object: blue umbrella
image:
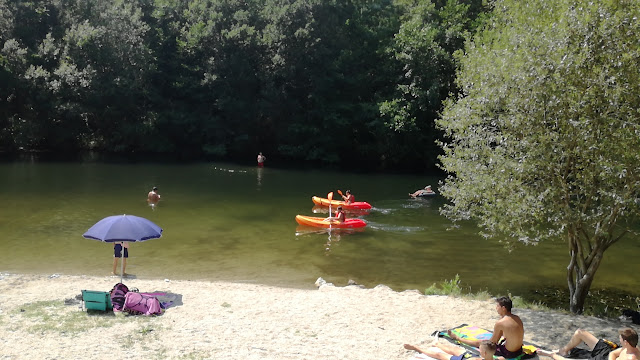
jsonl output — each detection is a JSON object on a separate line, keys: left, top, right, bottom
{"left": 83, "top": 214, "right": 162, "bottom": 282}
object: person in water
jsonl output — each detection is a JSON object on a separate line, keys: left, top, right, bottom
{"left": 538, "top": 328, "right": 639, "bottom": 360}
{"left": 341, "top": 190, "right": 355, "bottom": 204}
{"left": 257, "top": 152, "right": 266, "bottom": 167}
{"left": 410, "top": 185, "right": 435, "bottom": 198}
{"left": 448, "top": 296, "right": 524, "bottom": 359}
{"left": 147, "top": 186, "right": 161, "bottom": 208}
{"left": 404, "top": 340, "right": 496, "bottom": 360}
{"left": 112, "top": 241, "right": 129, "bottom": 276}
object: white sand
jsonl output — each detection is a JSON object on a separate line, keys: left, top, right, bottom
{"left": 0, "top": 273, "right": 636, "bottom": 360}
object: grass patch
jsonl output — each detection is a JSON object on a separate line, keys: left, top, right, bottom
{"left": 12, "top": 299, "right": 168, "bottom": 338}
{"left": 120, "top": 321, "right": 165, "bottom": 350}
{"left": 424, "top": 274, "right": 463, "bottom": 296}
{"left": 175, "top": 352, "right": 214, "bottom": 359}
{"left": 423, "top": 275, "right": 550, "bottom": 311}
{"left": 509, "top": 294, "right": 550, "bottom": 312}
{"left": 13, "top": 300, "right": 116, "bottom": 334}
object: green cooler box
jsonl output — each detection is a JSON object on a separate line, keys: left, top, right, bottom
{"left": 81, "top": 290, "right": 113, "bottom": 311}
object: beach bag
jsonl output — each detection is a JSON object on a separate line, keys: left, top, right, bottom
{"left": 110, "top": 283, "right": 129, "bottom": 312}
{"left": 123, "top": 292, "right": 163, "bottom": 316}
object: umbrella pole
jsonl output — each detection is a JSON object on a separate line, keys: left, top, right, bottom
{"left": 120, "top": 243, "right": 124, "bottom": 283}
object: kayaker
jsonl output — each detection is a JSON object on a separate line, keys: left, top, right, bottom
{"left": 324, "top": 206, "right": 346, "bottom": 223}
{"left": 341, "top": 190, "right": 355, "bottom": 204}
{"left": 335, "top": 206, "right": 345, "bottom": 223}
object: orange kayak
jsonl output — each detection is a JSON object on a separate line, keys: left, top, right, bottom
{"left": 295, "top": 215, "right": 367, "bottom": 229}
{"left": 311, "top": 196, "right": 372, "bottom": 210}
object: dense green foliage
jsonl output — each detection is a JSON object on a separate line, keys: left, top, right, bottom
{"left": 0, "top": 0, "right": 485, "bottom": 171}
{"left": 438, "top": 0, "right": 640, "bottom": 313}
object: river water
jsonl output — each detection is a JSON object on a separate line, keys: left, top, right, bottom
{"left": 1, "top": 161, "right": 638, "bottom": 308}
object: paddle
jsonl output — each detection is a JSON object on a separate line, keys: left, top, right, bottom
{"left": 327, "top": 192, "right": 334, "bottom": 230}
{"left": 338, "top": 189, "right": 347, "bottom": 203}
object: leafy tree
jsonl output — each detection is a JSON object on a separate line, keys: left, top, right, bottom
{"left": 0, "top": 0, "right": 16, "bottom": 149}
{"left": 260, "top": 0, "right": 401, "bottom": 168}
{"left": 437, "top": 0, "right": 640, "bottom": 313}
{"left": 0, "top": 0, "right": 155, "bottom": 152}
{"left": 1, "top": 0, "right": 60, "bottom": 151}
{"left": 380, "top": 0, "right": 485, "bottom": 171}
{"left": 56, "top": 0, "right": 155, "bottom": 152}
{"left": 174, "top": 0, "right": 264, "bottom": 158}
{"left": 259, "top": 0, "right": 344, "bottom": 164}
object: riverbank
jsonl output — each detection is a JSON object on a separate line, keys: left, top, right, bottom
{"left": 0, "top": 273, "right": 636, "bottom": 360}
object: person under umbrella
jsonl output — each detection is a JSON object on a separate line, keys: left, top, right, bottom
{"left": 83, "top": 214, "right": 163, "bottom": 283}
{"left": 112, "top": 241, "right": 129, "bottom": 276}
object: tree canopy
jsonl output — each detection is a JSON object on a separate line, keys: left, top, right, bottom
{"left": 437, "top": 0, "right": 640, "bottom": 313}
{"left": 0, "top": 0, "right": 486, "bottom": 172}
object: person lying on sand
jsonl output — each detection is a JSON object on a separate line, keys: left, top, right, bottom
{"left": 538, "top": 328, "right": 639, "bottom": 360}
{"left": 404, "top": 340, "right": 496, "bottom": 360}
{"left": 447, "top": 296, "right": 524, "bottom": 359}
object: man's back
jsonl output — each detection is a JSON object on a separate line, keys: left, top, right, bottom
{"left": 495, "top": 313, "right": 524, "bottom": 351}
{"left": 148, "top": 191, "right": 160, "bottom": 203}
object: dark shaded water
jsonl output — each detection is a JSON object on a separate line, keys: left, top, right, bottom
{"left": 1, "top": 161, "right": 638, "bottom": 309}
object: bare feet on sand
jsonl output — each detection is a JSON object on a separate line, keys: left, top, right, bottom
{"left": 404, "top": 344, "right": 419, "bottom": 352}
{"left": 537, "top": 349, "right": 557, "bottom": 357}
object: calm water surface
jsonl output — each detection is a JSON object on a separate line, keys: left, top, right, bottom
{"left": 1, "top": 161, "right": 638, "bottom": 301}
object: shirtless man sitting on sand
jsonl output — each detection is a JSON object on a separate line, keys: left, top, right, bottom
{"left": 538, "top": 328, "right": 639, "bottom": 360}
{"left": 448, "top": 296, "right": 524, "bottom": 359}
{"left": 405, "top": 340, "right": 497, "bottom": 360}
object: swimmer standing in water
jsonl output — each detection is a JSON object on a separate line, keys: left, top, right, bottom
{"left": 147, "top": 186, "right": 161, "bottom": 209}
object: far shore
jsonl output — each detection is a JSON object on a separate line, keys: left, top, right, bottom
{"left": 1, "top": 273, "right": 637, "bottom": 360}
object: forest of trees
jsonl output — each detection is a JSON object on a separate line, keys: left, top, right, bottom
{"left": 0, "top": 0, "right": 487, "bottom": 171}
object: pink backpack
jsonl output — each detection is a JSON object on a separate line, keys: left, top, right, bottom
{"left": 123, "top": 292, "right": 163, "bottom": 316}
{"left": 110, "top": 283, "right": 129, "bottom": 312}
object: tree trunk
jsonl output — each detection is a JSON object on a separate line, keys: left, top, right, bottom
{"left": 566, "top": 236, "right": 606, "bottom": 314}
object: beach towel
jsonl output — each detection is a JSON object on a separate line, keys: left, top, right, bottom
{"left": 434, "top": 324, "right": 539, "bottom": 360}
{"left": 139, "top": 291, "right": 181, "bottom": 309}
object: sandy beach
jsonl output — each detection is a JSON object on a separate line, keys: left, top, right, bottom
{"left": 0, "top": 273, "right": 636, "bottom": 360}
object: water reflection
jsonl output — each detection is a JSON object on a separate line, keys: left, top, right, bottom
{"left": 311, "top": 205, "right": 370, "bottom": 216}
{"left": 257, "top": 166, "right": 263, "bottom": 188}
{"left": 294, "top": 225, "right": 364, "bottom": 254}
{"left": 364, "top": 220, "right": 424, "bottom": 232}
{"left": 325, "top": 231, "right": 341, "bottom": 254}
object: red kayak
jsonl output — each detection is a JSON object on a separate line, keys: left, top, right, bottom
{"left": 295, "top": 215, "right": 367, "bottom": 229}
{"left": 311, "top": 196, "right": 372, "bottom": 210}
